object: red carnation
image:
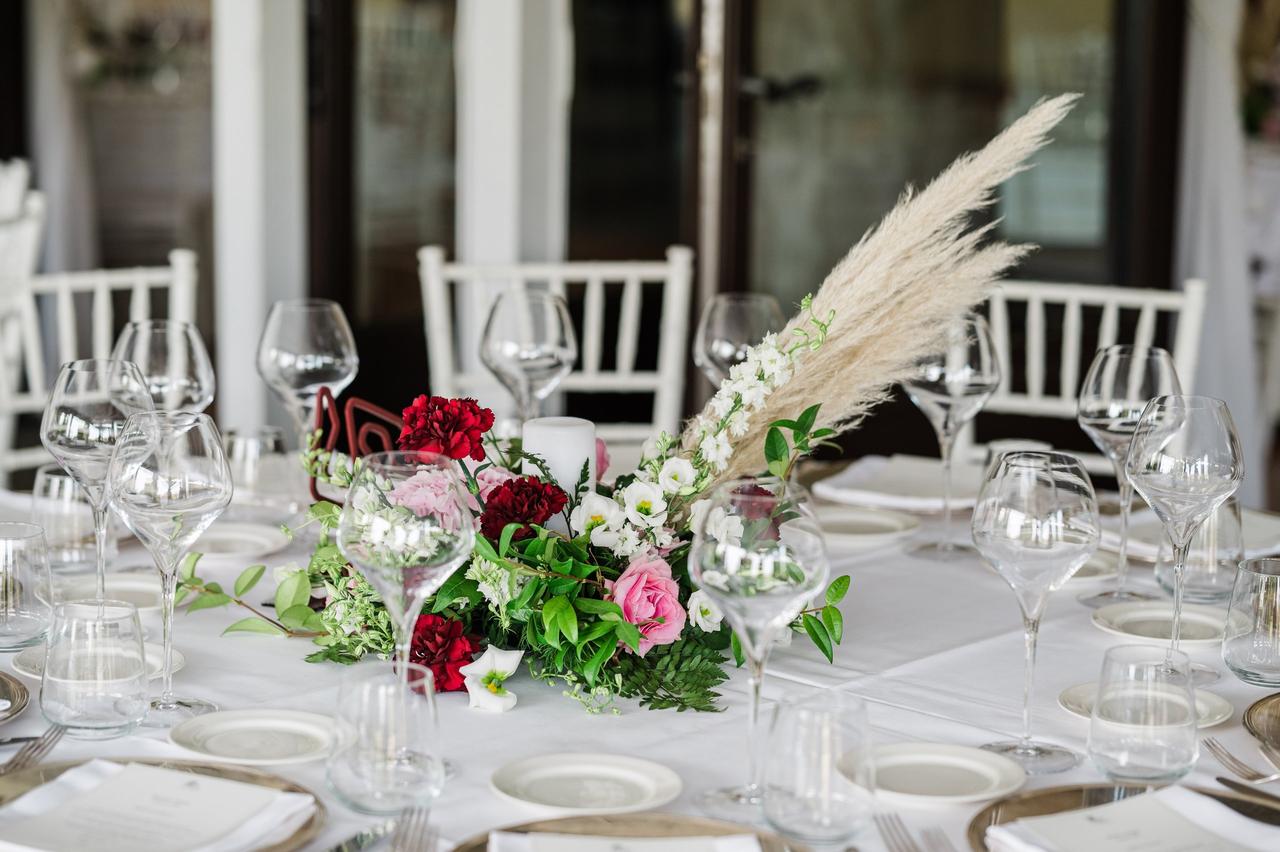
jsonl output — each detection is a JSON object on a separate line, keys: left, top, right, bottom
{"left": 398, "top": 395, "right": 495, "bottom": 462}
{"left": 409, "top": 613, "right": 478, "bottom": 692}
{"left": 480, "top": 475, "right": 568, "bottom": 540}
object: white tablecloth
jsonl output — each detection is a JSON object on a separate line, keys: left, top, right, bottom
{"left": 1, "top": 491, "right": 1275, "bottom": 851}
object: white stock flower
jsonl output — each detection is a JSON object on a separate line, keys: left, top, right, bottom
{"left": 657, "top": 457, "right": 696, "bottom": 495}
{"left": 726, "top": 409, "right": 749, "bottom": 437}
{"left": 686, "top": 589, "right": 723, "bottom": 632}
{"left": 699, "top": 432, "right": 732, "bottom": 471}
{"left": 611, "top": 526, "right": 643, "bottom": 558}
{"left": 621, "top": 480, "right": 668, "bottom": 528}
{"left": 710, "top": 392, "right": 736, "bottom": 419}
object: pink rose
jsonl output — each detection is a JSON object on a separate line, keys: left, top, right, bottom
{"left": 596, "top": 438, "right": 610, "bottom": 480}
{"left": 389, "top": 468, "right": 477, "bottom": 532}
{"left": 476, "top": 465, "right": 518, "bottom": 502}
{"left": 607, "top": 555, "right": 686, "bottom": 656}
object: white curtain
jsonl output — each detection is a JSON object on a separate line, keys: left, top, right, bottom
{"left": 1176, "top": 0, "right": 1264, "bottom": 506}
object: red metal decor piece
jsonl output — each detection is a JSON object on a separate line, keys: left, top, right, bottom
{"left": 308, "top": 387, "right": 404, "bottom": 505}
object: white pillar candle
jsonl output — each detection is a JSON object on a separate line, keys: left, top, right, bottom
{"left": 522, "top": 416, "right": 596, "bottom": 499}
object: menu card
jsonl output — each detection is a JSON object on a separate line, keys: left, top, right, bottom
{"left": 488, "top": 833, "right": 763, "bottom": 852}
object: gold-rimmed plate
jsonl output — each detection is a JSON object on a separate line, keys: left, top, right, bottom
{"left": 0, "top": 759, "right": 325, "bottom": 852}
{"left": 454, "top": 813, "right": 796, "bottom": 852}
{"left": 966, "top": 783, "right": 1280, "bottom": 850}
{"left": 1244, "top": 692, "right": 1280, "bottom": 748}
{"left": 0, "top": 671, "right": 29, "bottom": 726}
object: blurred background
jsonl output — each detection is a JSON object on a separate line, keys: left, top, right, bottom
{"left": 1, "top": 0, "right": 1277, "bottom": 503}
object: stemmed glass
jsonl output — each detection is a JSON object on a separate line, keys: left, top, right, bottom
{"left": 972, "top": 452, "right": 1099, "bottom": 773}
{"left": 480, "top": 290, "right": 577, "bottom": 424}
{"left": 1126, "top": 396, "right": 1243, "bottom": 672}
{"left": 1076, "top": 344, "right": 1181, "bottom": 607}
{"left": 110, "top": 319, "right": 216, "bottom": 412}
{"left": 904, "top": 314, "right": 1001, "bottom": 558}
{"left": 693, "top": 293, "right": 786, "bottom": 387}
{"left": 256, "top": 299, "right": 360, "bottom": 448}
{"left": 40, "top": 359, "right": 154, "bottom": 599}
{"left": 107, "top": 411, "right": 233, "bottom": 725}
{"left": 336, "top": 451, "right": 477, "bottom": 682}
{"left": 688, "top": 477, "right": 829, "bottom": 817}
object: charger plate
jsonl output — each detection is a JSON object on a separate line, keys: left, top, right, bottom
{"left": 454, "top": 813, "right": 795, "bottom": 852}
{"left": 966, "top": 783, "right": 1280, "bottom": 851}
{"left": 0, "top": 672, "right": 28, "bottom": 726}
{"left": 1244, "top": 692, "right": 1280, "bottom": 748}
{"left": 0, "top": 759, "right": 325, "bottom": 852}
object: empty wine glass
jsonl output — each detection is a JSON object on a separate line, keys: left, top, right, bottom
{"left": 40, "top": 359, "right": 154, "bottom": 599}
{"left": 904, "top": 314, "right": 1001, "bottom": 558}
{"left": 110, "top": 319, "right": 215, "bottom": 412}
{"left": 688, "top": 477, "right": 829, "bottom": 817}
{"left": 107, "top": 411, "right": 233, "bottom": 726}
{"left": 256, "top": 299, "right": 359, "bottom": 448}
{"left": 972, "top": 452, "right": 1099, "bottom": 773}
{"left": 1126, "top": 396, "right": 1243, "bottom": 670}
{"left": 1076, "top": 345, "right": 1181, "bottom": 607}
{"left": 693, "top": 293, "right": 786, "bottom": 388}
{"left": 480, "top": 290, "right": 576, "bottom": 423}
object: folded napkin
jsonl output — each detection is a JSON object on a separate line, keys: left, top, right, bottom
{"left": 986, "top": 786, "right": 1278, "bottom": 852}
{"left": 489, "top": 833, "right": 761, "bottom": 852}
{"left": 1101, "top": 508, "right": 1280, "bottom": 562}
{"left": 812, "top": 454, "right": 984, "bottom": 512}
{"left": 0, "top": 760, "right": 315, "bottom": 852}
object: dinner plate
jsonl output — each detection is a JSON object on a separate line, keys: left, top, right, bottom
{"left": 490, "top": 753, "right": 682, "bottom": 816}
{"left": 816, "top": 506, "right": 920, "bottom": 549}
{"left": 170, "top": 710, "right": 336, "bottom": 766}
{"left": 0, "top": 759, "right": 324, "bottom": 852}
{"left": 966, "top": 783, "right": 1280, "bottom": 851}
{"left": 1057, "top": 681, "right": 1233, "bottom": 728}
{"left": 1243, "top": 692, "right": 1280, "bottom": 748}
{"left": 453, "top": 813, "right": 791, "bottom": 852}
{"left": 12, "top": 641, "right": 182, "bottom": 681}
{"left": 1069, "top": 551, "right": 1119, "bottom": 582}
{"left": 1103, "top": 508, "right": 1280, "bottom": 563}
{"left": 1091, "top": 602, "right": 1227, "bottom": 647}
{"left": 53, "top": 575, "right": 164, "bottom": 612}
{"left": 869, "top": 743, "right": 1025, "bottom": 806}
{"left": 0, "top": 672, "right": 29, "bottom": 726}
{"left": 812, "top": 454, "right": 984, "bottom": 513}
{"left": 194, "top": 522, "right": 290, "bottom": 563}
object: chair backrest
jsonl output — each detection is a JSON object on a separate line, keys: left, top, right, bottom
{"left": 954, "top": 278, "right": 1207, "bottom": 474}
{"left": 0, "top": 249, "right": 199, "bottom": 487}
{"left": 0, "top": 160, "right": 30, "bottom": 221}
{"left": 418, "top": 246, "right": 694, "bottom": 449}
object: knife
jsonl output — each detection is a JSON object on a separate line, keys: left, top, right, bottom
{"left": 0, "top": 737, "right": 37, "bottom": 748}
{"left": 323, "top": 820, "right": 397, "bottom": 852}
{"left": 1215, "top": 776, "right": 1280, "bottom": 807}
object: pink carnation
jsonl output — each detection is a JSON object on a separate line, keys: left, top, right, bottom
{"left": 476, "top": 466, "right": 519, "bottom": 502}
{"left": 596, "top": 438, "right": 610, "bottom": 480}
{"left": 607, "top": 555, "right": 686, "bottom": 656}
{"left": 389, "top": 468, "right": 477, "bottom": 532}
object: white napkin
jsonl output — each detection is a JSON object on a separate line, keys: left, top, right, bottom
{"left": 1101, "top": 508, "right": 1280, "bottom": 562}
{"left": 986, "top": 786, "right": 1279, "bottom": 852}
{"left": 488, "top": 833, "right": 761, "bottom": 852}
{"left": 812, "top": 454, "right": 984, "bottom": 512}
{"left": 0, "top": 491, "right": 31, "bottom": 525}
{"left": 0, "top": 759, "right": 314, "bottom": 852}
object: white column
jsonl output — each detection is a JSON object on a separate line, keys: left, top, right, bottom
{"left": 212, "top": 0, "right": 306, "bottom": 430}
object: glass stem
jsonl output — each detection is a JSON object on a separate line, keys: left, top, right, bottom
{"left": 938, "top": 430, "right": 956, "bottom": 551}
{"left": 744, "top": 652, "right": 768, "bottom": 796}
{"left": 1169, "top": 538, "right": 1191, "bottom": 659}
{"left": 1114, "top": 469, "right": 1133, "bottom": 594}
{"left": 158, "top": 563, "right": 178, "bottom": 705}
{"left": 1019, "top": 615, "right": 1040, "bottom": 748}
{"left": 90, "top": 503, "right": 109, "bottom": 601}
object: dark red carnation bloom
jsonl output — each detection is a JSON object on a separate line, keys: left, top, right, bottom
{"left": 409, "top": 613, "right": 478, "bottom": 692}
{"left": 480, "top": 475, "right": 568, "bottom": 540}
{"left": 733, "top": 482, "right": 777, "bottom": 520}
{"left": 397, "top": 395, "right": 495, "bottom": 462}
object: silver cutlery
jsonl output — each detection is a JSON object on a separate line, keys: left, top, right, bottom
{"left": 390, "top": 805, "right": 433, "bottom": 852}
{"left": 0, "top": 725, "right": 66, "bottom": 776}
{"left": 1203, "top": 736, "right": 1280, "bottom": 784}
{"left": 921, "top": 826, "right": 959, "bottom": 852}
{"left": 0, "top": 737, "right": 37, "bottom": 748}
{"left": 322, "top": 820, "right": 396, "bottom": 852}
{"left": 874, "top": 811, "right": 923, "bottom": 852}
{"left": 1217, "top": 776, "right": 1280, "bottom": 806}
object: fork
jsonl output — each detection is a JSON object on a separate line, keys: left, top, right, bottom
{"left": 1203, "top": 737, "right": 1280, "bottom": 784}
{"left": 921, "top": 826, "right": 959, "bottom": 852}
{"left": 874, "top": 811, "right": 923, "bottom": 852}
{"left": 389, "top": 806, "right": 433, "bottom": 852}
{"left": 0, "top": 725, "right": 66, "bottom": 777}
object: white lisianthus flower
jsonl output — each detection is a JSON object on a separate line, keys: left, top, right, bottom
{"left": 570, "top": 492, "right": 624, "bottom": 536}
{"left": 687, "top": 589, "right": 724, "bottom": 632}
{"left": 621, "top": 481, "right": 668, "bottom": 528}
{"left": 657, "top": 457, "right": 697, "bottom": 495}
{"left": 459, "top": 647, "right": 524, "bottom": 713}
{"left": 699, "top": 432, "right": 732, "bottom": 471}
{"left": 704, "top": 506, "right": 744, "bottom": 545}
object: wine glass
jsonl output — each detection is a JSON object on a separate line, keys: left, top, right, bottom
{"left": 972, "top": 451, "right": 1099, "bottom": 773}
{"left": 904, "top": 314, "right": 1001, "bottom": 558}
{"left": 693, "top": 293, "right": 786, "bottom": 387}
{"left": 256, "top": 299, "right": 359, "bottom": 448}
{"left": 40, "top": 359, "right": 154, "bottom": 599}
{"left": 107, "top": 411, "right": 233, "bottom": 726}
{"left": 1126, "top": 396, "right": 1243, "bottom": 671}
{"left": 480, "top": 290, "right": 576, "bottom": 423}
{"left": 688, "top": 477, "right": 829, "bottom": 817}
{"left": 1076, "top": 344, "right": 1181, "bottom": 607}
{"left": 110, "top": 319, "right": 215, "bottom": 412}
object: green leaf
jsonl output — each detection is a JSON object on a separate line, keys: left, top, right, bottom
{"left": 499, "top": 523, "right": 521, "bottom": 558}
{"left": 188, "top": 593, "right": 231, "bottom": 613}
{"left": 307, "top": 500, "right": 342, "bottom": 528}
{"left": 473, "top": 536, "right": 499, "bottom": 562}
{"left": 174, "top": 586, "right": 190, "bottom": 606}
{"left": 582, "top": 638, "right": 614, "bottom": 685}
{"left": 178, "top": 552, "right": 201, "bottom": 582}
{"left": 557, "top": 600, "right": 579, "bottom": 644}
{"left": 822, "top": 605, "right": 844, "bottom": 643}
{"left": 573, "top": 598, "right": 623, "bottom": 617}
{"left": 764, "top": 426, "right": 789, "bottom": 466}
{"left": 542, "top": 596, "right": 570, "bottom": 648}
{"left": 275, "top": 571, "right": 311, "bottom": 613}
{"left": 797, "top": 403, "right": 821, "bottom": 435}
{"left": 234, "top": 565, "right": 266, "bottom": 597}
{"left": 429, "top": 568, "right": 476, "bottom": 613}
{"left": 576, "top": 620, "right": 616, "bottom": 646}
{"left": 803, "top": 614, "right": 834, "bottom": 663}
{"left": 222, "top": 617, "right": 286, "bottom": 637}
{"left": 614, "top": 619, "right": 642, "bottom": 653}
{"left": 730, "top": 631, "right": 745, "bottom": 667}
{"left": 825, "top": 575, "right": 851, "bottom": 605}
{"left": 278, "top": 604, "right": 315, "bottom": 629}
